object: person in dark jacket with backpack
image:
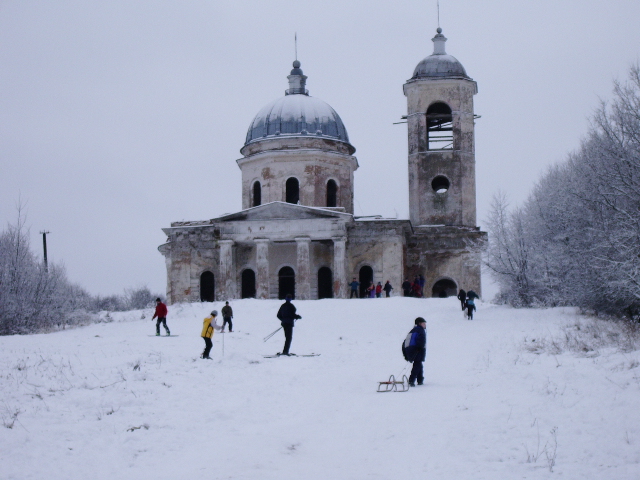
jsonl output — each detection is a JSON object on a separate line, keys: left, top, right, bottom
{"left": 276, "top": 294, "right": 301, "bottom": 356}
{"left": 402, "top": 317, "right": 427, "bottom": 386}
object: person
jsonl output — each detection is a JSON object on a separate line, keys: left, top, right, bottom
{"left": 221, "top": 301, "right": 233, "bottom": 332}
{"left": 466, "top": 296, "right": 477, "bottom": 320}
{"left": 418, "top": 274, "right": 426, "bottom": 297}
{"left": 457, "top": 289, "right": 467, "bottom": 311}
{"left": 402, "top": 278, "right": 412, "bottom": 297}
{"left": 402, "top": 317, "right": 427, "bottom": 387}
{"left": 276, "top": 294, "right": 301, "bottom": 355}
{"left": 152, "top": 298, "right": 170, "bottom": 336}
{"left": 201, "top": 310, "right": 222, "bottom": 359}
{"left": 349, "top": 278, "right": 360, "bottom": 299}
{"left": 412, "top": 279, "right": 422, "bottom": 298}
{"left": 368, "top": 283, "right": 376, "bottom": 298}
{"left": 383, "top": 280, "right": 393, "bottom": 298}
{"left": 375, "top": 282, "right": 382, "bottom": 298}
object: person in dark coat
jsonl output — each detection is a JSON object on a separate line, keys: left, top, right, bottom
{"left": 221, "top": 301, "right": 233, "bottom": 332}
{"left": 466, "top": 296, "right": 477, "bottom": 320}
{"left": 418, "top": 274, "right": 426, "bottom": 297}
{"left": 457, "top": 289, "right": 467, "bottom": 311}
{"left": 402, "top": 279, "right": 412, "bottom": 297}
{"left": 383, "top": 280, "right": 393, "bottom": 297}
{"left": 375, "top": 282, "right": 382, "bottom": 298}
{"left": 403, "top": 317, "right": 427, "bottom": 386}
{"left": 276, "top": 294, "right": 301, "bottom": 355}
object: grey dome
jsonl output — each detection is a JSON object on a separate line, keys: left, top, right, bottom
{"left": 244, "top": 61, "right": 351, "bottom": 147}
{"left": 411, "top": 29, "right": 469, "bottom": 80}
{"left": 245, "top": 94, "right": 350, "bottom": 146}
{"left": 412, "top": 54, "right": 468, "bottom": 79}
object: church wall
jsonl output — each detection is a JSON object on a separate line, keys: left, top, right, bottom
{"left": 345, "top": 222, "right": 406, "bottom": 295}
{"left": 238, "top": 150, "right": 357, "bottom": 213}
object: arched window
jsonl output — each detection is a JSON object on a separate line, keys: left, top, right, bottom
{"left": 200, "top": 271, "right": 215, "bottom": 302}
{"left": 286, "top": 177, "right": 299, "bottom": 204}
{"left": 241, "top": 269, "right": 256, "bottom": 298}
{"left": 278, "top": 266, "right": 296, "bottom": 299}
{"left": 326, "top": 180, "right": 337, "bottom": 207}
{"left": 317, "top": 267, "right": 333, "bottom": 299}
{"left": 426, "top": 102, "right": 453, "bottom": 150}
{"left": 431, "top": 278, "right": 457, "bottom": 298}
{"left": 358, "top": 266, "right": 373, "bottom": 298}
{"left": 252, "top": 181, "right": 261, "bottom": 207}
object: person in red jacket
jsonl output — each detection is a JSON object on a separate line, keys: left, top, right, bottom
{"left": 152, "top": 298, "right": 170, "bottom": 336}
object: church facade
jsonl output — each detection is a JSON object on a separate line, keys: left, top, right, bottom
{"left": 158, "top": 29, "right": 487, "bottom": 303}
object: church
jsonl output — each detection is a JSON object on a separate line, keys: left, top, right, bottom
{"left": 158, "top": 28, "right": 487, "bottom": 303}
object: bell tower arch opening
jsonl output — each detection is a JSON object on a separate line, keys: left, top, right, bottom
{"left": 432, "top": 278, "right": 457, "bottom": 298}
{"left": 426, "top": 102, "right": 453, "bottom": 150}
{"left": 317, "top": 267, "right": 333, "bottom": 299}
{"left": 358, "top": 265, "right": 373, "bottom": 298}
{"left": 241, "top": 269, "right": 256, "bottom": 298}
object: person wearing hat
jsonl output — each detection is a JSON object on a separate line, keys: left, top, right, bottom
{"left": 201, "top": 310, "right": 222, "bottom": 359}
{"left": 276, "top": 294, "right": 302, "bottom": 356}
{"left": 221, "top": 301, "right": 233, "bottom": 333}
{"left": 402, "top": 317, "right": 427, "bottom": 386}
{"left": 151, "top": 298, "right": 170, "bottom": 336}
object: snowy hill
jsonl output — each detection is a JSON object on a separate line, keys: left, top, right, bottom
{"left": 1, "top": 298, "right": 639, "bottom": 479}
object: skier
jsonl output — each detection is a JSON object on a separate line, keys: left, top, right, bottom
{"left": 276, "top": 294, "right": 301, "bottom": 356}
{"left": 457, "top": 288, "right": 467, "bottom": 311}
{"left": 201, "top": 310, "right": 222, "bottom": 359}
{"left": 375, "top": 282, "right": 383, "bottom": 298}
{"left": 383, "top": 280, "right": 393, "bottom": 298}
{"left": 402, "top": 317, "right": 427, "bottom": 387}
{"left": 151, "top": 298, "right": 170, "bottom": 336}
{"left": 466, "top": 296, "right": 477, "bottom": 320}
{"left": 221, "top": 301, "right": 233, "bottom": 332}
{"left": 349, "top": 278, "right": 360, "bottom": 299}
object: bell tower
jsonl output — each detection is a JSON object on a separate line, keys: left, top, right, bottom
{"left": 403, "top": 28, "right": 478, "bottom": 227}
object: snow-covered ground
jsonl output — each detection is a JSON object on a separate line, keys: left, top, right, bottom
{"left": 1, "top": 298, "right": 639, "bottom": 479}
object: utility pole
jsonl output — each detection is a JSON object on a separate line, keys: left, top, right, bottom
{"left": 40, "top": 231, "right": 50, "bottom": 272}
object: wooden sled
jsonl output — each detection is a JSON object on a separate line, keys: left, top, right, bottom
{"left": 377, "top": 374, "right": 410, "bottom": 393}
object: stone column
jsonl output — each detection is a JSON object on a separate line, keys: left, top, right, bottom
{"left": 295, "top": 237, "right": 311, "bottom": 300}
{"left": 333, "top": 237, "right": 347, "bottom": 299}
{"left": 255, "top": 238, "right": 270, "bottom": 299}
{"left": 219, "top": 240, "right": 236, "bottom": 300}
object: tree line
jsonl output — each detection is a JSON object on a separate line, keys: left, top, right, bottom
{"left": 0, "top": 207, "right": 163, "bottom": 335}
{"left": 486, "top": 64, "right": 640, "bottom": 319}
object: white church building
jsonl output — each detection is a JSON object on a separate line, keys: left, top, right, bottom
{"left": 158, "top": 28, "right": 486, "bottom": 303}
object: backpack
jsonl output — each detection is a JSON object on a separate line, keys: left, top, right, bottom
{"left": 402, "top": 331, "right": 416, "bottom": 361}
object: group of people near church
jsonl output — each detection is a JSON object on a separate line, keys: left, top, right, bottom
{"left": 457, "top": 288, "right": 479, "bottom": 320}
{"left": 402, "top": 275, "right": 426, "bottom": 298}
{"left": 348, "top": 278, "right": 394, "bottom": 298}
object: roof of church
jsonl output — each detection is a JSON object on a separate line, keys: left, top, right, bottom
{"left": 411, "top": 28, "right": 469, "bottom": 80}
{"left": 244, "top": 61, "right": 352, "bottom": 148}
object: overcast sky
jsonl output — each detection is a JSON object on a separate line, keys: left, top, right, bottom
{"left": 1, "top": 1, "right": 639, "bottom": 296}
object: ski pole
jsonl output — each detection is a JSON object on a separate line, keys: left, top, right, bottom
{"left": 222, "top": 327, "right": 225, "bottom": 357}
{"left": 263, "top": 327, "right": 282, "bottom": 342}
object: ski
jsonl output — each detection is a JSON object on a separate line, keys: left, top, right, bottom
{"left": 262, "top": 353, "right": 320, "bottom": 358}
{"left": 148, "top": 335, "right": 179, "bottom": 337}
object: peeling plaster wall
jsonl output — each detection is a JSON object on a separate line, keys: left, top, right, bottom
{"left": 406, "top": 227, "right": 486, "bottom": 297}
{"left": 404, "top": 79, "right": 478, "bottom": 227}
{"left": 237, "top": 149, "right": 357, "bottom": 213}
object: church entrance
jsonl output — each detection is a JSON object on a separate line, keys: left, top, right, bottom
{"left": 278, "top": 266, "right": 296, "bottom": 299}
{"left": 241, "top": 269, "right": 256, "bottom": 299}
{"left": 200, "top": 271, "right": 215, "bottom": 302}
{"left": 359, "top": 266, "right": 373, "bottom": 298}
{"left": 432, "top": 278, "right": 457, "bottom": 298}
{"left": 317, "top": 267, "right": 333, "bottom": 299}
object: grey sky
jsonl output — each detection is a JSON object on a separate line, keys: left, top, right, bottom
{"left": 1, "top": 1, "right": 639, "bottom": 296}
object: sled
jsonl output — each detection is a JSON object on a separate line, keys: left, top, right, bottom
{"left": 377, "top": 374, "right": 410, "bottom": 393}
